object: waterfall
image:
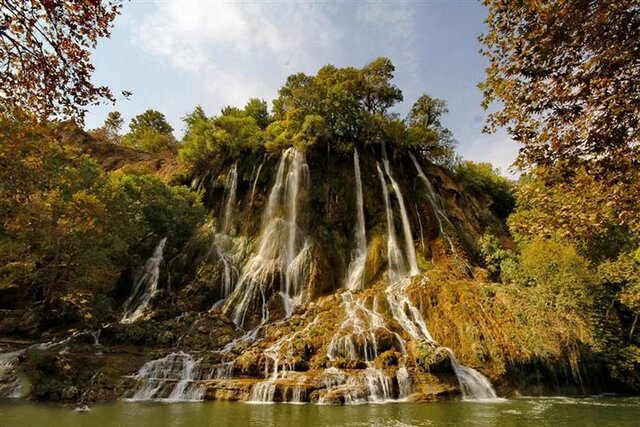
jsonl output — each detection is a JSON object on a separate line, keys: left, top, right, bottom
{"left": 385, "top": 278, "right": 434, "bottom": 342}
{"left": 211, "top": 361, "right": 235, "bottom": 379}
{"left": 288, "top": 375, "right": 307, "bottom": 404}
{"left": 91, "top": 329, "right": 102, "bottom": 355}
{"left": 249, "top": 380, "right": 277, "bottom": 403}
{"left": 396, "top": 366, "right": 413, "bottom": 399}
{"left": 381, "top": 157, "right": 419, "bottom": 276}
{"left": 327, "top": 292, "right": 396, "bottom": 362}
{"left": 128, "top": 352, "right": 208, "bottom": 401}
{"left": 249, "top": 155, "right": 266, "bottom": 208}
{"left": 214, "top": 240, "right": 238, "bottom": 300}
{"left": 121, "top": 237, "right": 167, "bottom": 324}
{"left": 247, "top": 315, "right": 320, "bottom": 404}
{"left": 377, "top": 163, "right": 408, "bottom": 284}
{"left": 209, "top": 163, "right": 242, "bottom": 304}
{"left": 345, "top": 149, "right": 368, "bottom": 291}
{"left": 223, "top": 148, "right": 311, "bottom": 328}
{"left": 220, "top": 162, "right": 238, "bottom": 236}
{"left": 0, "top": 351, "right": 23, "bottom": 398}
{"left": 363, "top": 367, "right": 394, "bottom": 402}
{"left": 409, "top": 153, "right": 457, "bottom": 253}
{"left": 447, "top": 349, "right": 498, "bottom": 400}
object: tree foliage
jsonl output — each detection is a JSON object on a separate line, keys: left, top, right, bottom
{"left": 122, "top": 110, "right": 178, "bottom": 153}
{"left": 179, "top": 58, "right": 459, "bottom": 178}
{"left": 454, "top": 160, "right": 515, "bottom": 218}
{"left": 179, "top": 104, "right": 264, "bottom": 176}
{"left": 91, "top": 111, "right": 123, "bottom": 144}
{"left": 508, "top": 168, "right": 639, "bottom": 260}
{"left": 406, "top": 94, "right": 458, "bottom": 167}
{"left": 271, "top": 58, "right": 403, "bottom": 147}
{"left": 0, "top": 0, "right": 125, "bottom": 121}
{"left": 0, "top": 116, "right": 205, "bottom": 312}
{"left": 480, "top": 0, "right": 640, "bottom": 177}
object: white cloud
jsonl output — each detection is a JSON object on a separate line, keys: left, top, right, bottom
{"left": 133, "top": 0, "right": 342, "bottom": 105}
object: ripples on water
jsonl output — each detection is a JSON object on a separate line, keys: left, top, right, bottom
{"left": 1, "top": 396, "right": 639, "bottom": 427}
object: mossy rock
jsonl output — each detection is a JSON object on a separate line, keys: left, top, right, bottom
{"left": 375, "top": 350, "right": 402, "bottom": 369}
{"left": 409, "top": 341, "right": 452, "bottom": 373}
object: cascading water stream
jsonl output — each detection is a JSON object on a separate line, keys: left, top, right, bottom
{"left": 127, "top": 352, "right": 209, "bottom": 401}
{"left": 249, "top": 155, "right": 266, "bottom": 208}
{"left": 377, "top": 155, "right": 498, "bottom": 401}
{"left": 345, "top": 149, "right": 367, "bottom": 291}
{"left": 409, "top": 153, "right": 457, "bottom": 254}
{"left": 326, "top": 293, "right": 400, "bottom": 362}
{"left": 210, "top": 163, "right": 241, "bottom": 304}
{"left": 223, "top": 148, "right": 311, "bottom": 329}
{"left": 447, "top": 349, "right": 498, "bottom": 400}
{"left": 0, "top": 350, "right": 24, "bottom": 398}
{"left": 386, "top": 278, "right": 434, "bottom": 343}
{"left": 376, "top": 163, "right": 408, "bottom": 284}
{"left": 396, "top": 366, "right": 412, "bottom": 399}
{"left": 121, "top": 237, "right": 167, "bottom": 324}
{"left": 219, "top": 162, "right": 238, "bottom": 236}
{"left": 381, "top": 157, "right": 419, "bottom": 277}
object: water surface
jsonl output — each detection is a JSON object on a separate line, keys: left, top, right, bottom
{"left": 1, "top": 396, "right": 638, "bottom": 427}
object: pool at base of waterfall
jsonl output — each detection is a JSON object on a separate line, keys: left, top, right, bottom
{"left": 1, "top": 396, "right": 638, "bottom": 427}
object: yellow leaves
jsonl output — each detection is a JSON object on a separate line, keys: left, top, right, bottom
{"left": 509, "top": 166, "right": 640, "bottom": 248}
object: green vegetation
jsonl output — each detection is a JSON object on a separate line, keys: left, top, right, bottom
{"left": 122, "top": 110, "right": 179, "bottom": 153}
{"left": 178, "top": 58, "right": 458, "bottom": 181}
{"left": 0, "top": 34, "right": 637, "bottom": 399}
{"left": 454, "top": 161, "right": 514, "bottom": 218}
{"left": 0, "top": 116, "right": 205, "bottom": 319}
{"left": 476, "top": 0, "right": 640, "bottom": 390}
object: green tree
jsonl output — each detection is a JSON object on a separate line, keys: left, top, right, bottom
{"left": 123, "top": 110, "right": 178, "bottom": 153}
{"left": 179, "top": 106, "right": 264, "bottom": 176}
{"left": 361, "top": 57, "right": 403, "bottom": 114}
{"left": 406, "top": 94, "right": 458, "bottom": 167}
{"left": 129, "top": 110, "right": 174, "bottom": 135}
{"left": 454, "top": 161, "right": 515, "bottom": 218}
{"left": 101, "top": 111, "right": 124, "bottom": 144}
{"left": 271, "top": 58, "right": 404, "bottom": 146}
{"left": 244, "top": 98, "right": 272, "bottom": 129}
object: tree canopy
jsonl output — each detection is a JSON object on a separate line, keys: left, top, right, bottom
{"left": 0, "top": 0, "right": 125, "bottom": 121}
{"left": 480, "top": 0, "right": 639, "bottom": 177}
{"left": 123, "top": 110, "right": 178, "bottom": 153}
{"left": 179, "top": 58, "right": 459, "bottom": 177}
{"left": 0, "top": 116, "right": 205, "bottom": 312}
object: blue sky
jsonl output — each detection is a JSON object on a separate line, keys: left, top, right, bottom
{"left": 86, "top": 0, "right": 518, "bottom": 175}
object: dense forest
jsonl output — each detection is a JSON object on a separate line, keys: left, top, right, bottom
{"left": 0, "top": 0, "right": 638, "bottom": 405}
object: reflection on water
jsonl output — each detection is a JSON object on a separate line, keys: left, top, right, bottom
{"left": 0, "top": 396, "right": 639, "bottom": 427}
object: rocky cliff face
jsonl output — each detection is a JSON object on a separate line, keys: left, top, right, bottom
{"left": 1, "top": 139, "right": 589, "bottom": 405}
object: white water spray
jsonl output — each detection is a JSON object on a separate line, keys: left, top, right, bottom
{"left": 223, "top": 148, "right": 311, "bottom": 328}
{"left": 381, "top": 157, "right": 419, "bottom": 276}
{"left": 219, "top": 162, "right": 238, "bottom": 236}
{"left": 249, "top": 156, "right": 266, "bottom": 208}
{"left": 127, "top": 352, "right": 208, "bottom": 401}
{"left": 409, "top": 153, "right": 457, "bottom": 253}
{"left": 0, "top": 351, "right": 24, "bottom": 398}
{"left": 447, "top": 349, "right": 498, "bottom": 400}
{"left": 121, "top": 237, "right": 167, "bottom": 324}
{"left": 345, "top": 149, "right": 367, "bottom": 291}
{"left": 377, "top": 163, "right": 408, "bottom": 284}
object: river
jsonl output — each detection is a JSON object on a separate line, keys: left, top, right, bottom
{"left": 1, "top": 396, "right": 638, "bottom": 426}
